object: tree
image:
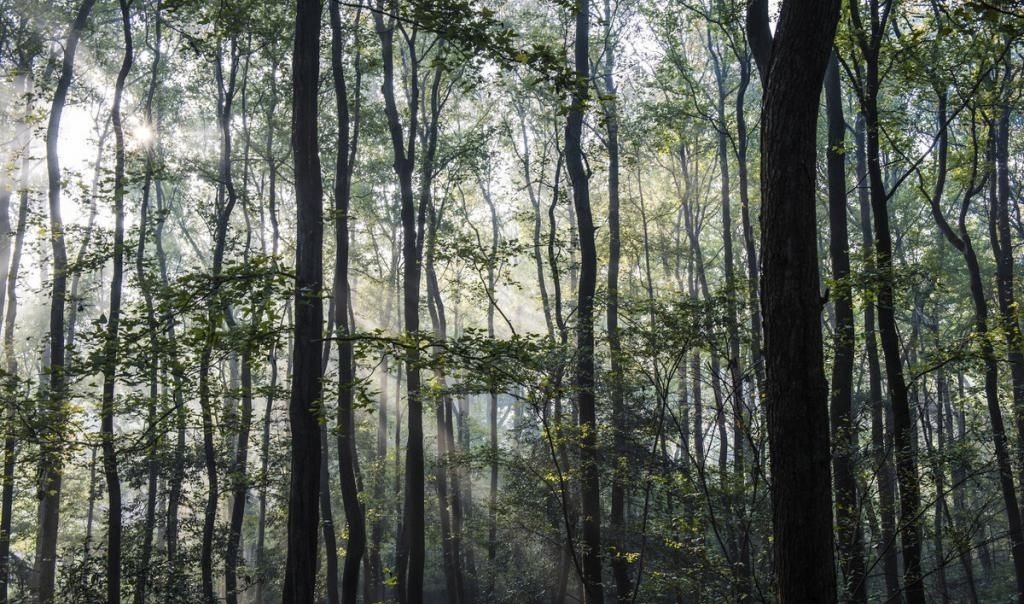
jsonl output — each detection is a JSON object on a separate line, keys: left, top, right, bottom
{"left": 99, "top": 0, "right": 133, "bottom": 600}
{"left": 37, "top": 2, "right": 97, "bottom": 601}
{"left": 824, "top": 51, "right": 866, "bottom": 604}
{"left": 565, "top": 0, "right": 603, "bottom": 601}
{"left": 282, "top": 0, "right": 323, "bottom": 600}
{"left": 746, "top": 0, "right": 839, "bottom": 600}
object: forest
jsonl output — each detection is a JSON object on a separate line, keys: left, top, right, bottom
{"left": 0, "top": 0, "right": 1022, "bottom": 602}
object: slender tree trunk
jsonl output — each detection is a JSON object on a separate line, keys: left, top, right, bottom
{"left": 990, "top": 63, "right": 1024, "bottom": 500}
{"left": 825, "top": 52, "right": 866, "bottom": 604}
{"left": 37, "top": 3, "right": 97, "bottom": 601}
{"left": 369, "top": 236, "right": 398, "bottom": 603}
{"left": 847, "top": 5, "right": 926, "bottom": 599}
{"left": 329, "top": 3, "right": 366, "bottom": 600}
{"left": 225, "top": 38, "right": 258, "bottom": 604}
{"left": 254, "top": 56, "right": 281, "bottom": 604}
{"left": 482, "top": 177, "right": 502, "bottom": 599}
{"left": 199, "top": 35, "right": 241, "bottom": 604}
{"left": 942, "top": 371, "right": 980, "bottom": 603}
{"left": 734, "top": 55, "right": 764, "bottom": 397}
{"left": 0, "top": 62, "right": 33, "bottom": 604}
{"left": 600, "top": 3, "right": 631, "bottom": 599}
{"left": 854, "top": 112, "right": 900, "bottom": 601}
{"left": 99, "top": 3, "right": 133, "bottom": 600}
{"left": 565, "top": 2, "right": 603, "bottom": 600}
{"left": 320, "top": 419, "right": 341, "bottom": 604}
{"left": 374, "top": 3, "right": 427, "bottom": 600}
{"left": 134, "top": 9, "right": 162, "bottom": 599}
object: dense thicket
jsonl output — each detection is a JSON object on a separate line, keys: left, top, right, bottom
{"left": 0, "top": 0, "right": 1023, "bottom": 602}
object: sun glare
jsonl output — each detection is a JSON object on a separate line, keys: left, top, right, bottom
{"left": 132, "top": 123, "right": 155, "bottom": 146}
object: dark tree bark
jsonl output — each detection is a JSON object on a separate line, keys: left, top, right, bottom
{"left": 99, "top": 2, "right": 133, "bottom": 600}
{"left": 854, "top": 112, "right": 900, "bottom": 600}
{"left": 734, "top": 54, "right": 764, "bottom": 398}
{"left": 282, "top": 0, "right": 324, "bottom": 600}
{"left": 990, "top": 62, "right": 1024, "bottom": 499}
{"left": 825, "top": 51, "right": 866, "bottom": 604}
{"left": 747, "top": 0, "right": 839, "bottom": 601}
{"left": 36, "top": 2, "right": 97, "bottom": 601}
{"left": 598, "top": 1, "right": 631, "bottom": 598}
{"left": 425, "top": 204, "right": 464, "bottom": 604}
{"left": 374, "top": 2, "right": 428, "bottom": 600}
{"left": 565, "top": 0, "right": 603, "bottom": 600}
{"left": 846, "top": 4, "right": 926, "bottom": 599}
{"left": 329, "top": 2, "right": 366, "bottom": 601}
{"left": 927, "top": 96, "right": 1024, "bottom": 601}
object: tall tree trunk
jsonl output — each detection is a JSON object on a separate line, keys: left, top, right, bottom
{"left": 199, "top": 35, "right": 240, "bottom": 603}
{"left": 225, "top": 37, "right": 257, "bottom": 604}
{"left": 990, "top": 62, "right": 1024, "bottom": 498}
{"left": 483, "top": 173, "right": 502, "bottom": 599}
{"left": 565, "top": 1, "right": 603, "bottom": 600}
{"left": 37, "top": 2, "right": 97, "bottom": 601}
{"left": 425, "top": 218, "right": 462, "bottom": 604}
{"left": 330, "top": 2, "right": 366, "bottom": 601}
{"left": 825, "top": 51, "right": 866, "bottom": 604}
{"left": 100, "top": 3, "right": 133, "bottom": 600}
{"left": 374, "top": 3, "right": 427, "bottom": 600}
{"left": 600, "top": 2, "right": 631, "bottom": 599}
{"left": 254, "top": 55, "right": 282, "bottom": 604}
{"left": 847, "top": 5, "right": 926, "bottom": 599}
{"left": 708, "top": 32, "right": 751, "bottom": 599}
{"left": 157, "top": 172, "right": 188, "bottom": 597}
{"left": 855, "top": 112, "right": 900, "bottom": 600}
{"left": 282, "top": 0, "right": 324, "bottom": 600}
{"left": 747, "top": 0, "right": 839, "bottom": 600}
{"left": 734, "top": 54, "right": 763, "bottom": 397}
{"left": 369, "top": 234, "right": 398, "bottom": 604}
{"left": 0, "top": 61, "right": 33, "bottom": 604}
{"left": 134, "top": 5, "right": 162, "bottom": 600}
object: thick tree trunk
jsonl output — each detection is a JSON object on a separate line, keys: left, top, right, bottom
{"left": 747, "top": 0, "right": 839, "bottom": 600}
{"left": 282, "top": 0, "right": 325, "bottom": 600}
